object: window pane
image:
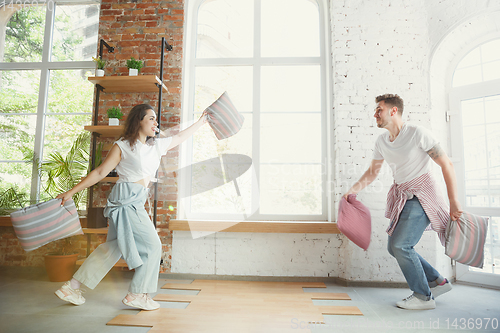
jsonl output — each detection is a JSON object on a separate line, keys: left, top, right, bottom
{"left": 485, "top": 95, "right": 500, "bottom": 123}
{"left": 261, "top": 113, "right": 321, "bottom": 164}
{"left": 3, "top": 5, "right": 45, "bottom": 63}
{"left": 52, "top": 4, "right": 100, "bottom": 62}
{"left": 0, "top": 114, "right": 36, "bottom": 162}
{"left": 187, "top": 161, "right": 253, "bottom": 215}
{"left": 0, "top": 162, "right": 33, "bottom": 208}
{"left": 196, "top": 0, "right": 254, "bottom": 58}
{"left": 261, "top": 65, "right": 321, "bottom": 112}
{"left": 456, "top": 47, "right": 481, "bottom": 69}
{"left": 470, "top": 216, "right": 500, "bottom": 274}
{"left": 260, "top": 164, "right": 322, "bottom": 215}
{"left": 453, "top": 66, "right": 482, "bottom": 87}
{"left": 462, "top": 97, "right": 500, "bottom": 208}
{"left": 453, "top": 39, "right": 500, "bottom": 87}
{"left": 192, "top": 66, "right": 253, "bottom": 163}
{"left": 0, "top": 71, "right": 40, "bottom": 114}
{"left": 43, "top": 115, "right": 92, "bottom": 161}
{"left": 260, "top": 113, "right": 322, "bottom": 215}
{"left": 261, "top": 0, "right": 320, "bottom": 57}
{"left": 483, "top": 60, "right": 500, "bottom": 82}
{"left": 47, "top": 70, "right": 95, "bottom": 113}
{"left": 194, "top": 66, "right": 253, "bottom": 114}
{"left": 461, "top": 98, "right": 484, "bottom": 126}
{"left": 481, "top": 39, "right": 500, "bottom": 63}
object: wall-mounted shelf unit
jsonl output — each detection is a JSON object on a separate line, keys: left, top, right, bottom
{"left": 84, "top": 125, "right": 123, "bottom": 137}
{"left": 88, "top": 75, "right": 168, "bottom": 93}
{"left": 84, "top": 37, "right": 173, "bottom": 237}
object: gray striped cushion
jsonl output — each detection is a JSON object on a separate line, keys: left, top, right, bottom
{"left": 205, "top": 92, "right": 244, "bottom": 140}
{"left": 10, "top": 198, "right": 83, "bottom": 252}
{"left": 445, "top": 211, "right": 488, "bottom": 268}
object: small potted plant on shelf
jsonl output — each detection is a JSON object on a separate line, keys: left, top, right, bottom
{"left": 126, "top": 57, "right": 143, "bottom": 76}
{"left": 92, "top": 56, "right": 106, "bottom": 77}
{"left": 107, "top": 107, "right": 123, "bottom": 126}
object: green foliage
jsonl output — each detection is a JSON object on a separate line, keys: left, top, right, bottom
{"left": 38, "top": 131, "right": 91, "bottom": 209}
{"left": 126, "top": 57, "right": 144, "bottom": 70}
{"left": 0, "top": 187, "right": 29, "bottom": 215}
{"left": 92, "top": 56, "right": 106, "bottom": 70}
{"left": 4, "top": 7, "right": 44, "bottom": 62}
{"left": 95, "top": 142, "right": 104, "bottom": 168}
{"left": 107, "top": 107, "right": 123, "bottom": 119}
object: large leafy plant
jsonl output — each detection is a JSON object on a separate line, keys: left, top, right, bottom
{"left": 0, "top": 187, "right": 29, "bottom": 216}
{"left": 39, "top": 131, "right": 91, "bottom": 210}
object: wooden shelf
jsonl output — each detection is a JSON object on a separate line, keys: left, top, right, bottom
{"left": 169, "top": 220, "right": 340, "bottom": 234}
{"left": 88, "top": 75, "right": 168, "bottom": 93}
{"left": 84, "top": 125, "right": 123, "bottom": 137}
{"left": 82, "top": 227, "right": 108, "bottom": 234}
{"left": 0, "top": 216, "right": 12, "bottom": 227}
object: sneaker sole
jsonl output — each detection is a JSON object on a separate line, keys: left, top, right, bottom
{"left": 122, "top": 299, "right": 159, "bottom": 311}
{"left": 432, "top": 283, "right": 452, "bottom": 298}
{"left": 396, "top": 303, "right": 436, "bottom": 310}
{"left": 55, "top": 290, "right": 84, "bottom": 306}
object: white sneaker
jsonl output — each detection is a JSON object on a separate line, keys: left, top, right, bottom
{"left": 431, "top": 279, "right": 452, "bottom": 298}
{"left": 122, "top": 292, "right": 160, "bottom": 311}
{"left": 146, "top": 294, "right": 160, "bottom": 309}
{"left": 55, "top": 281, "right": 85, "bottom": 305}
{"left": 396, "top": 294, "right": 436, "bottom": 310}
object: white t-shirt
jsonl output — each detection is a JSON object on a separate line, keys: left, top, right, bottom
{"left": 114, "top": 137, "right": 172, "bottom": 183}
{"left": 373, "top": 123, "right": 438, "bottom": 184}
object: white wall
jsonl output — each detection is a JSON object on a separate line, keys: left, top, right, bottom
{"left": 172, "top": 0, "right": 499, "bottom": 282}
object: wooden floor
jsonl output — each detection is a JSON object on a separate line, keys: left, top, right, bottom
{"left": 107, "top": 280, "right": 363, "bottom": 333}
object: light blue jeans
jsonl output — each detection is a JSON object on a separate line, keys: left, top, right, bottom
{"left": 74, "top": 184, "right": 162, "bottom": 294}
{"left": 387, "top": 197, "right": 443, "bottom": 300}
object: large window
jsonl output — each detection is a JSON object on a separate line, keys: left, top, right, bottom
{"left": 182, "top": 0, "right": 328, "bottom": 221}
{"left": 450, "top": 38, "right": 500, "bottom": 283}
{"left": 0, "top": 2, "right": 99, "bottom": 211}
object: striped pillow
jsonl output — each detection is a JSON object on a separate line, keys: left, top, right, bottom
{"left": 10, "top": 198, "right": 83, "bottom": 252}
{"left": 205, "top": 92, "right": 244, "bottom": 140}
{"left": 445, "top": 212, "right": 489, "bottom": 268}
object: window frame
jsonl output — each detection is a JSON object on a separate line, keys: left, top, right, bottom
{"left": 0, "top": 1, "right": 98, "bottom": 204}
{"left": 180, "top": 0, "right": 332, "bottom": 222}
{"left": 448, "top": 37, "right": 500, "bottom": 287}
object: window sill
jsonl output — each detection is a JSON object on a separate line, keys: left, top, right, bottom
{"left": 169, "top": 220, "right": 340, "bottom": 234}
{"left": 0, "top": 216, "right": 12, "bottom": 227}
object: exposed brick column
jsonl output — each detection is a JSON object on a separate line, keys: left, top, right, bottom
{"left": 94, "top": 0, "right": 185, "bottom": 272}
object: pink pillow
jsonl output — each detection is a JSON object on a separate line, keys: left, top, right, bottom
{"left": 337, "top": 194, "right": 371, "bottom": 250}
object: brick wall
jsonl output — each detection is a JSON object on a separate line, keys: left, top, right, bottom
{"left": 0, "top": 0, "right": 184, "bottom": 272}
{"left": 94, "top": 0, "right": 185, "bottom": 273}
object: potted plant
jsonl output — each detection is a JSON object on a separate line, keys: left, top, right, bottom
{"left": 36, "top": 131, "right": 91, "bottom": 282}
{"left": 92, "top": 56, "right": 106, "bottom": 77}
{"left": 107, "top": 107, "right": 123, "bottom": 126}
{"left": 126, "top": 57, "right": 143, "bottom": 76}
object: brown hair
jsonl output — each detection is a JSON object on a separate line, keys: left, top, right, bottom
{"left": 121, "top": 104, "right": 155, "bottom": 148}
{"left": 375, "top": 94, "right": 404, "bottom": 115}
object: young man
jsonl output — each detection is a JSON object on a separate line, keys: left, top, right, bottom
{"left": 344, "top": 94, "right": 463, "bottom": 310}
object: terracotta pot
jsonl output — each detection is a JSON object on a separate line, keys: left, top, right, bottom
{"left": 44, "top": 253, "right": 79, "bottom": 282}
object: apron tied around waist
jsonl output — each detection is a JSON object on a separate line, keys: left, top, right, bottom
{"left": 104, "top": 182, "right": 149, "bottom": 270}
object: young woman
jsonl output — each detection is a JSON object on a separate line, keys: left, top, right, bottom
{"left": 55, "top": 104, "right": 207, "bottom": 311}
